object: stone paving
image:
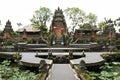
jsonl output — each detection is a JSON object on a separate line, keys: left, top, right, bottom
{"left": 47, "top": 64, "right": 79, "bottom": 80}
{"left": 20, "top": 52, "right": 53, "bottom": 66}
{"left": 0, "top": 52, "right": 105, "bottom": 80}
{"left": 70, "top": 52, "right": 105, "bottom": 66}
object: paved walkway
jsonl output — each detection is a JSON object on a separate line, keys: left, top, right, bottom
{"left": 70, "top": 52, "right": 105, "bottom": 66}
{"left": 20, "top": 52, "right": 53, "bottom": 67}
{"left": 47, "top": 64, "right": 79, "bottom": 80}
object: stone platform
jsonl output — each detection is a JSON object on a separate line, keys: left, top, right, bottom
{"left": 70, "top": 52, "right": 105, "bottom": 67}
{"left": 20, "top": 52, "right": 53, "bottom": 67}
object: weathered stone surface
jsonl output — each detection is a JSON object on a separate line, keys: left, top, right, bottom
{"left": 39, "top": 60, "right": 48, "bottom": 73}
{"left": 79, "top": 60, "right": 86, "bottom": 73}
{"left": 48, "top": 64, "right": 78, "bottom": 80}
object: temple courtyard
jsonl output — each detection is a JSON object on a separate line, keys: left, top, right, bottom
{"left": 0, "top": 6, "right": 120, "bottom": 80}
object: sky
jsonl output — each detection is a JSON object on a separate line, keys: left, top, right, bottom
{"left": 0, "top": 0, "right": 120, "bottom": 31}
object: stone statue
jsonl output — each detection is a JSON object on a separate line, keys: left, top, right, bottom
{"left": 39, "top": 60, "right": 47, "bottom": 73}
{"left": 78, "top": 60, "right": 86, "bottom": 73}
{"left": 69, "top": 50, "right": 73, "bottom": 59}
{"left": 47, "top": 50, "right": 53, "bottom": 59}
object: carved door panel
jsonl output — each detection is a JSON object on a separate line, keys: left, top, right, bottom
{"left": 56, "top": 30, "right": 61, "bottom": 39}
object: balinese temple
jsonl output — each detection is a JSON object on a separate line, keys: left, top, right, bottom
{"left": 50, "top": 7, "right": 68, "bottom": 46}
{"left": 18, "top": 25, "right": 40, "bottom": 43}
{"left": 2, "top": 20, "right": 13, "bottom": 39}
{"left": 74, "top": 24, "right": 100, "bottom": 42}
{"left": 3, "top": 20, "right": 13, "bottom": 33}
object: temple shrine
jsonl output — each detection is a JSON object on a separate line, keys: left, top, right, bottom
{"left": 0, "top": 8, "right": 119, "bottom": 52}
{"left": 50, "top": 7, "right": 68, "bottom": 47}
{"left": 2, "top": 20, "right": 13, "bottom": 39}
{"left": 3, "top": 20, "right": 13, "bottom": 34}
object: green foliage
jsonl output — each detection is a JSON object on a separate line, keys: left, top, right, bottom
{"left": 13, "top": 52, "right": 21, "bottom": 62}
{"left": 36, "top": 72, "right": 45, "bottom": 80}
{"left": 88, "top": 72, "right": 99, "bottom": 80}
{"left": 0, "top": 60, "right": 37, "bottom": 80}
{"left": 81, "top": 72, "right": 93, "bottom": 80}
{"left": 10, "top": 31, "right": 19, "bottom": 36}
{"left": 85, "top": 13, "right": 97, "bottom": 25}
{"left": 2, "top": 39, "right": 13, "bottom": 46}
{"left": 98, "top": 18, "right": 117, "bottom": 32}
{"left": 98, "top": 21, "right": 106, "bottom": 31}
{"left": 88, "top": 62, "right": 120, "bottom": 80}
{"left": 25, "top": 39, "right": 32, "bottom": 44}
{"left": 64, "top": 7, "right": 97, "bottom": 32}
{"left": 31, "top": 6, "right": 52, "bottom": 32}
{"left": 101, "top": 52, "right": 120, "bottom": 62}
{"left": 115, "top": 40, "right": 120, "bottom": 45}
{"left": 81, "top": 23, "right": 92, "bottom": 29}
{"left": 115, "top": 17, "right": 120, "bottom": 28}
{"left": 64, "top": 7, "right": 86, "bottom": 31}
{"left": 96, "top": 39, "right": 101, "bottom": 43}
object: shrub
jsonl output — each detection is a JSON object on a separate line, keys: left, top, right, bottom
{"left": 2, "top": 39, "right": 13, "bottom": 46}
{"left": 88, "top": 62, "right": 120, "bottom": 80}
{"left": 101, "top": 52, "right": 120, "bottom": 62}
{"left": 0, "top": 60, "right": 36, "bottom": 80}
{"left": 116, "top": 40, "right": 120, "bottom": 45}
{"left": 26, "top": 39, "right": 32, "bottom": 44}
{"left": 80, "top": 72, "right": 93, "bottom": 80}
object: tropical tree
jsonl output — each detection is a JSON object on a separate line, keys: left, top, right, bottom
{"left": 116, "top": 17, "right": 120, "bottom": 26}
{"left": 98, "top": 21, "right": 107, "bottom": 31}
{"left": 64, "top": 7, "right": 97, "bottom": 43}
{"left": 85, "top": 13, "right": 97, "bottom": 26}
{"left": 31, "top": 7, "right": 53, "bottom": 44}
{"left": 98, "top": 18, "right": 116, "bottom": 32}
{"left": 64, "top": 7, "right": 86, "bottom": 43}
{"left": 31, "top": 7, "right": 52, "bottom": 32}
{"left": 64, "top": 7, "right": 86, "bottom": 32}
{"left": 115, "top": 17, "right": 120, "bottom": 32}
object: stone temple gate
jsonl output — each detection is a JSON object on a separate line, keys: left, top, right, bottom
{"left": 50, "top": 7, "right": 68, "bottom": 47}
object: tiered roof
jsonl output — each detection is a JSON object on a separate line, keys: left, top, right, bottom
{"left": 50, "top": 7, "right": 67, "bottom": 32}
{"left": 3, "top": 20, "right": 13, "bottom": 33}
{"left": 18, "top": 25, "right": 40, "bottom": 32}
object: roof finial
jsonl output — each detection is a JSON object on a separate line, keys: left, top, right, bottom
{"left": 58, "top": 7, "right": 60, "bottom": 10}
{"left": 6, "top": 19, "right": 11, "bottom": 24}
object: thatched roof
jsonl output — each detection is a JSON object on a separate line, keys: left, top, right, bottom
{"left": 18, "top": 25, "right": 40, "bottom": 32}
